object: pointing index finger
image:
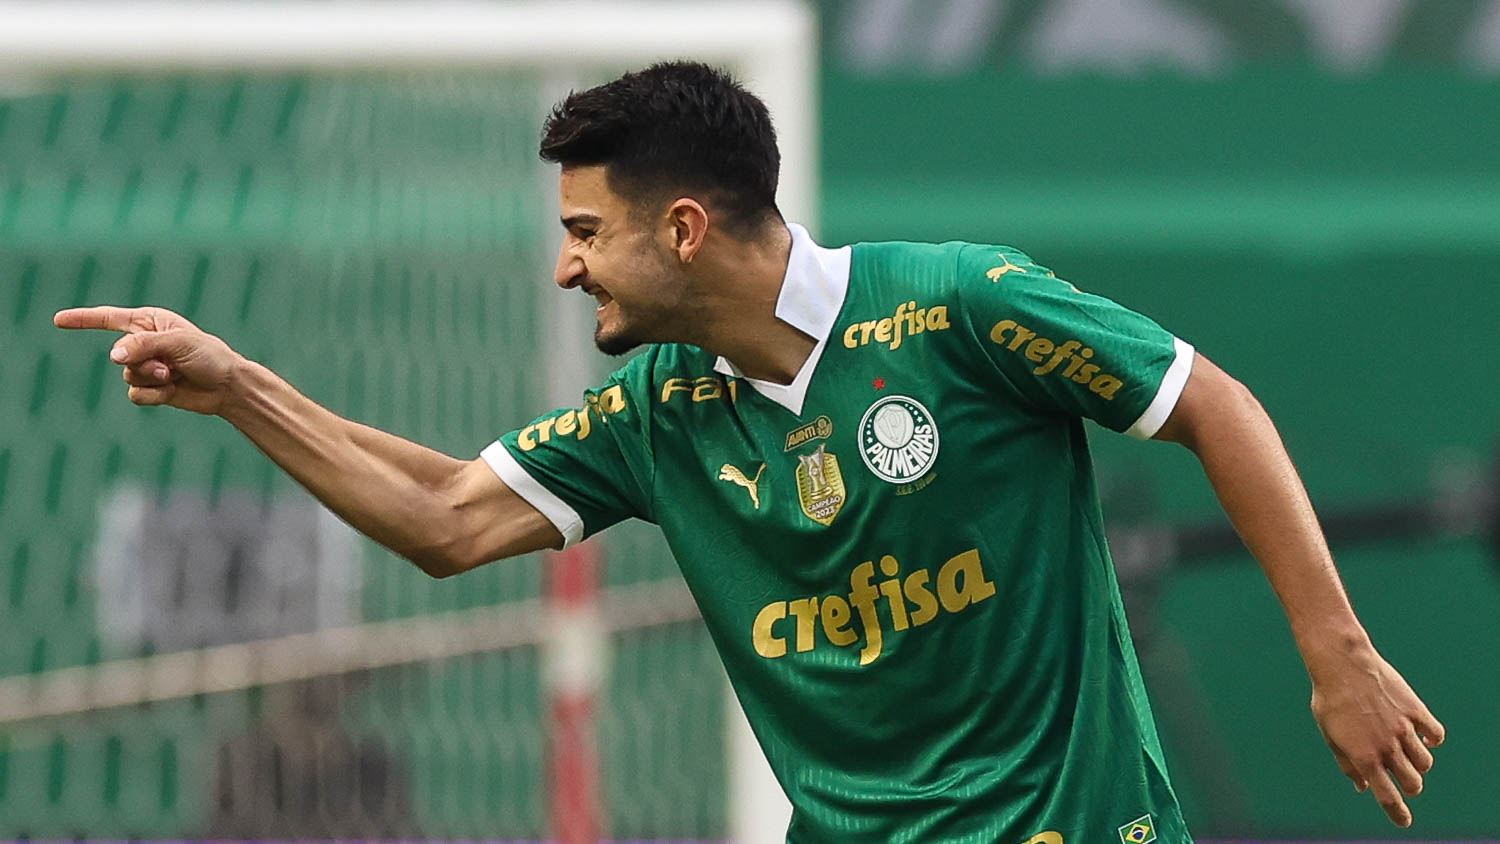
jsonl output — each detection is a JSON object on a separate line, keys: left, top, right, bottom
{"left": 54, "top": 306, "right": 138, "bottom": 332}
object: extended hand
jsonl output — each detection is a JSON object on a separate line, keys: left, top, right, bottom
{"left": 1310, "top": 644, "right": 1445, "bottom": 828}
{"left": 53, "top": 305, "right": 243, "bottom": 415}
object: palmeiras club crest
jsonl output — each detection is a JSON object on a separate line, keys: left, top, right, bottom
{"left": 795, "top": 444, "right": 846, "bottom": 526}
{"left": 858, "top": 395, "right": 939, "bottom": 484}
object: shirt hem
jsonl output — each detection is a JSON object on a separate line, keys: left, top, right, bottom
{"left": 479, "top": 441, "right": 585, "bottom": 548}
{"left": 1126, "top": 337, "right": 1195, "bottom": 439}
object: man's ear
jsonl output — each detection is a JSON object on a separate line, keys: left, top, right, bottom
{"left": 665, "top": 198, "right": 709, "bottom": 264}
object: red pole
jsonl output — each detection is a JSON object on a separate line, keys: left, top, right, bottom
{"left": 547, "top": 541, "right": 603, "bottom": 844}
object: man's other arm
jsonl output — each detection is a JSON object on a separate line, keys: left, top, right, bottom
{"left": 1152, "top": 352, "right": 1445, "bottom": 829}
{"left": 55, "top": 306, "right": 561, "bottom": 577}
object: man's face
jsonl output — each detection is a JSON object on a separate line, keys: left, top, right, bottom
{"left": 554, "top": 166, "right": 685, "bottom": 355}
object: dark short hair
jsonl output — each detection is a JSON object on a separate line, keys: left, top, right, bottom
{"left": 539, "top": 61, "right": 781, "bottom": 235}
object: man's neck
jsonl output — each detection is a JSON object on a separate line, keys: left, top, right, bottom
{"left": 686, "top": 224, "right": 813, "bottom": 385}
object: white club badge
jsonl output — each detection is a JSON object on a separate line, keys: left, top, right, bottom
{"left": 858, "top": 395, "right": 939, "bottom": 484}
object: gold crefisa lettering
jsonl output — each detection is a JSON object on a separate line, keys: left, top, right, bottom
{"left": 752, "top": 602, "right": 788, "bottom": 658}
{"left": 750, "top": 548, "right": 995, "bottom": 665}
{"left": 516, "top": 394, "right": 613, "bottom": 453}
{"left": 988, "top": 320, "right": 1125, "bottom": 400}
{"left": 598, "top": 384, "right": 627, "bottom": 413}
{"left": 842, "top": 300, "right": 951, "bottom": 351}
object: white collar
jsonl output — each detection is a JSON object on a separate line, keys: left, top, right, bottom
{"left": 711, "top": 223, "right": 852, "bottom": 416}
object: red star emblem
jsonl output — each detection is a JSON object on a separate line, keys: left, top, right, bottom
{"left": 872, "top": 377, "right": 886, "bottom": 390}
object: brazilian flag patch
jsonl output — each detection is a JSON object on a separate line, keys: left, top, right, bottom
{"left": 1117, "top": 814, "right": 1157, "bottom": 844}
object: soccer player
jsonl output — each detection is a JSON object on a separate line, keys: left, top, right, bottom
{"left": 55, "top": 62, "right": 1443, "bottom": 841}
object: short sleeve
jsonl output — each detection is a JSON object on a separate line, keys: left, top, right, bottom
{"left": 480, "top": 356, "right": 655, "bottom": 547}
{"left": 955, "top": 244, "right": 1194, "bottom": 438}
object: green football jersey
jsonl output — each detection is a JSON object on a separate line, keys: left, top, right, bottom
{"left": 481, "top": 224, "right": 1196, "bottom": 843}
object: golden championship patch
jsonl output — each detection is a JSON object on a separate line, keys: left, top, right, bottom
{"left": 795, "top": 444, "right": 846, "bottom": 527}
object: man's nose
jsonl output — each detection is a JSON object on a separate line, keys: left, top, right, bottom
{"left": 555, "top": 246, "right": 584, "bottom": 289}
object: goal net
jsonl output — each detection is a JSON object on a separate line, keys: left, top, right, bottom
{"left": 0, "top": 2, "right": 813, "bottom": 839}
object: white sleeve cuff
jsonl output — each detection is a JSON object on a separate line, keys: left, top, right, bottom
{"left": 1125, "top": 337, "right": 1195, "bottom": 440}
{"left": 479, "top": 441, "right": 585, "bottom": 548}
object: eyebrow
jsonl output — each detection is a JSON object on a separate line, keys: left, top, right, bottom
{"left": 560, "top": 214, "right": 602, "bottom": 230}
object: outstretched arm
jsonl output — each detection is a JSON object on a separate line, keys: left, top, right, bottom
{"left": 1153, "top": 352, "right": 1445, "bottom": 829}
{"left": 55, "top": 306, "right": 561, "bottom": 576}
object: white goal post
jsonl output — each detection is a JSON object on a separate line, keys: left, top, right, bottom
{"left": 0, "top": 2, "right": 814, "bottom": 841}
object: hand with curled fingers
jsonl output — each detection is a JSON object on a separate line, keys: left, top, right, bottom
{"left": 53, "top": 305, "right": 244, "bottom": 416}
{"left": 1309, "top": 643, "right": 1445, "bottom": 828}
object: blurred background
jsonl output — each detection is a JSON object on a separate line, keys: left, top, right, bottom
{"left": 0, "top": 0, "right": 1496, "bottom": 840}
